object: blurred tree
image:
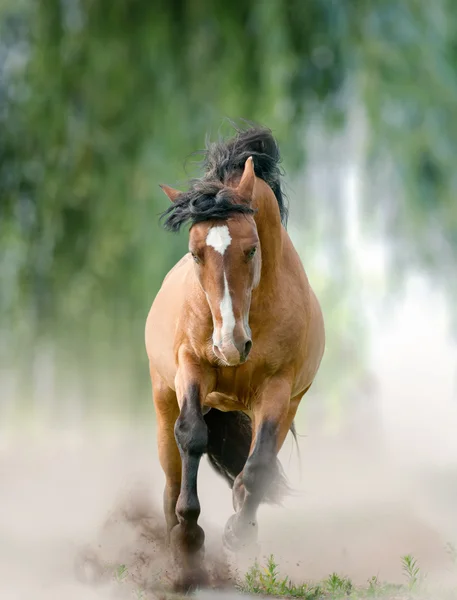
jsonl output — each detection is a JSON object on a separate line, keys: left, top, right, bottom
{"left": 1, "top": 0, "right": 456, "bottom": 414}
{"left": 357, "top": 0, "right": 457, "bottom": 305}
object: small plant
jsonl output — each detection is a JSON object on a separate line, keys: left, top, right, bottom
{"left": 367, "top": 575, "right": 379, "bottom": 596}
{"left": 401, "top": 554, "right": 420, "bottom": 590}
{"left": 241, "top": 554, "right": 320, "bottom": 597}
{"left": 324, "top": 572, "right": 353, "bottom": 596}
{"left": 262, "top": 554, "right": 282, "bottom": 591}
{"left": 115, "top": 563, "right": 128, "bottom": 583}
{"left": 241, "top": 554, "right": 429, "bottom": 598}
{"left": 243, "top": 560, "right": 263, "bottom": 595}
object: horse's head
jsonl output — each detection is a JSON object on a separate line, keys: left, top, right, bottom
{"left": 161, "top": 158, "right": 261, "bottom": 366}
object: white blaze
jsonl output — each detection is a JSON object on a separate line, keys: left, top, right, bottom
{"left": 206, "top": 225, "right": 231, "bottom": 255}
{"left": 220, "top": 273, "right": 236, "bottom": 341}
{"left": 205, "top": 225, "right": 236, "bottom": 343}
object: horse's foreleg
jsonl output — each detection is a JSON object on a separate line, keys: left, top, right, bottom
{"left": 170, "top": 355, "right": 214, "bottom": 590}
{"left": 224, "top": 379, "right": 302, "bottom": 550}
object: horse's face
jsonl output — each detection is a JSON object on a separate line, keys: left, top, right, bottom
{"left": 189, "top": 214, "right": 261, "bottom": 366}
{"left": 161, "top": 156, "right": 259, "bottom": 366}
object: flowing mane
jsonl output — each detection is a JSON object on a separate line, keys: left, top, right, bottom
{"left": 160, "top": 125, "right": 288, "bottom": 232}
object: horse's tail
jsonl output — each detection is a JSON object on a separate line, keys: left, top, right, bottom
{"left": 204, "top": 408, "right": 292, "bottom": 504}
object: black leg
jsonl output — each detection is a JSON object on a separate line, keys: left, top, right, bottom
{"left": 170, "top": 383, "right": 209, "bottom": 590}
{"left": 224, "top": 420, "right": 278, "bottom": 549}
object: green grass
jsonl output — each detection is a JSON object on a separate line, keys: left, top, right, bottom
{"left": 111, "top": 547, "right": 457, "bottom": 598}
{"left": 400, "top": 554, "right": 421, "bottom": 591}
{"left": 241, "top": 555, "right": 321, "bottom": 598}
{"left": 115, "top": 563, "right": 128, "bottom": 583}
{"left": 239, "top": 555, "right": 357, "bottom": 598}
{"left": 238, "top": 554, "right": 424, "bottom": 598}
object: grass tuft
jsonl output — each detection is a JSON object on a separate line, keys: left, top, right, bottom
{"left": 239, "top": 554, "right": 427, "bottom": 598}
{"left": 115, "top": 563, "right": 128, "bottom": 583}
{"left": 241, "top": 554, "right": 322, "bottom": 597}
{"left": 400, "top": 554, "right": 421, "bottom": 590}
{"left": 324, "top": 572, "right": 353, "bottom": 596}
{"left": 241, "top": 555, "right": 355, "bottom": 598}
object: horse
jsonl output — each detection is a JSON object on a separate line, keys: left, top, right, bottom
{"left": 145, "top": 125, "right": 325, "bottom": 590}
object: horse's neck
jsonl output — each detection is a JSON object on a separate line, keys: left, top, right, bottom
{"left": 252, "top": 181, "right": 284, "bottom": 294}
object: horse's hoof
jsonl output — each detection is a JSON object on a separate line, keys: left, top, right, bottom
{"left": 173, "top": 567, "right": 209, "bottom": 593}
{"left": 223, "top": 514, "right": 258, "bottom": 552}
{"left": 169, "top": 522, "right": 205, "bottom": 555}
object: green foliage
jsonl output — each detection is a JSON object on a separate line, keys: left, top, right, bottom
{"left": 0, "top": 0, "right": 354, "bottom": 329}
{"left": 115, "top": 563, "right": 128, "bottom": 583}
{"left": 240, "top": 555, "right": 414, "bottom": 598}
{"left": 324, "top": 573, "right": 353, "bottom": 596}
{"left": 366, "top": 576, "right": 379, "bottom": 596}
{"left": 242, "top": 555, "right": 322, "bottom": 597}
{"left": 401, "top": 554, "right": 421, "bottom": 590}
{"left": 359, "top": 1, "right": 457, "bottom": 289}
{"left": 2, "top": 0, "right": 457, "bottom": 413}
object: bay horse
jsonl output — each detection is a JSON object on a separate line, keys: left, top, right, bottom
{"left": 145, "top": 126, "right": 325, "bottom": 590}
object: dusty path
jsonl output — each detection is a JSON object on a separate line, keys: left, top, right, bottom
{"left": 0, "top": 421, "right": 456, "bottom": 599}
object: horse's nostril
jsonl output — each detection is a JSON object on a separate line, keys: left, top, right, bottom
{"left": 243, "top": 340, "right": 252, "bottom": 360}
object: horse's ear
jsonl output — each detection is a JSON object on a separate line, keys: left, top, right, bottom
{"left": 237, "top": 156, "right": 255, "bottom": 202}
{"left": 159, "top": 184, "right": 182, "bottom": 203}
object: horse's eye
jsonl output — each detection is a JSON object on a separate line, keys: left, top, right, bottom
{"left": 191, "top": 253, "right": 201, "bottom": 264}
{"left": 246, "top": 246, "right": 257, "bottom": 260}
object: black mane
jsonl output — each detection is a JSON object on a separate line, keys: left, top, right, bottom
{"left": 160, "top": 124, "right": 288, "bottom": 232}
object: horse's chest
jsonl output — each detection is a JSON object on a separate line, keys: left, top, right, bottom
{"left": 204, "top": 392, "right": 247, "bottom": 412}
{"left": 210, "top": 367, "right": 261, "bottom": 409}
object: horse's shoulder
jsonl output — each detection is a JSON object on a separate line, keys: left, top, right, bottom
{"left": 162, "top": 253, "right": 192, "bottom": 284}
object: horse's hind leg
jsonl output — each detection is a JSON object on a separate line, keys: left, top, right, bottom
{"left": 150, "top": 367, "right": 181, "bottom": 536}
{"left": 224, "top": 380, "right": 303, "bottom": 551}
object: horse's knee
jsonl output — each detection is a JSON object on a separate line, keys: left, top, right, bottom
{"left": 243, "top": 420, "right": 277, "bottom": 497}
{"left": 174, "top": 412, "right": 207, "bottom": 456}
{"left": 173, "top": 410, "right": 206, "bottom": 522}
{"left": 174, "top": 388, "right": 208, "bottom": 457}
{"left": 243, "top": 453, "right": 275, "bottom": 497}
{"left": 173, "top": 389, "right": 207, "bottom": 526}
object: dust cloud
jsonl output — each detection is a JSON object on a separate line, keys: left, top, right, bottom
{"left": 1, "top": 400, "right": 457, "bottom": 599}
{"left": 3, "top": 277, "right": 457, "bottom": 598}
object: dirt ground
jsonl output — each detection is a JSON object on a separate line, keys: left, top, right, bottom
{"left": 1, "top": 418, "right": 457, "bottom": 599}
